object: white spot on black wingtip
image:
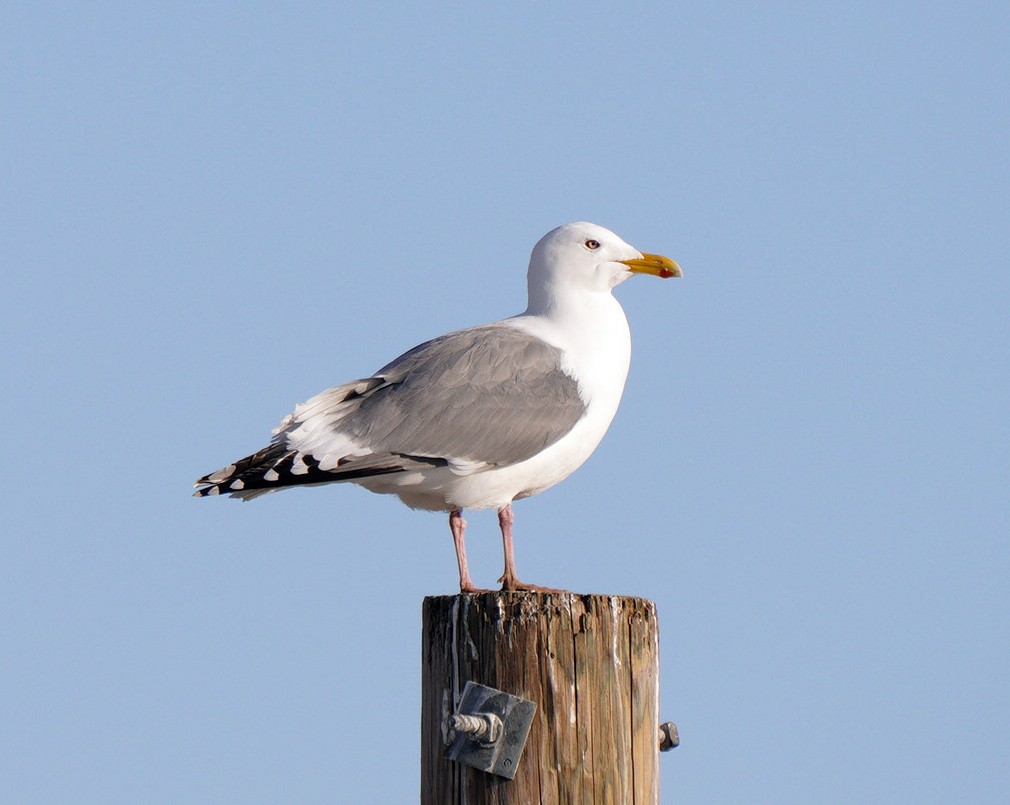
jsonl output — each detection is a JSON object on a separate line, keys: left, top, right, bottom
{"left": 207, "top": 464, "right": 237, "bottom": 483}
{"left": 207, "top": 486, "right": 220, "bottom": 496}
{"left": 264, "top": 469, "right": 280, "bottom": 482}
{"left": 229, "top": 479, "right": 245, "bottom": 490}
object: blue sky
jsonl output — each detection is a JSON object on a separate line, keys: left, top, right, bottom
{"left": 3, "top": 3, "right": 1008, "bottom": 802}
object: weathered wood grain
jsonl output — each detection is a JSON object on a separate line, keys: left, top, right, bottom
{"left": 421, "top": 593, "right": 661, "bottom": 804}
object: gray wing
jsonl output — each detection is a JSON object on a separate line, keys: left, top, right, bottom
{"left": 336, "top": 323, "right": 587, "bottom": 466}
{"left": 194, "top": 323, "right": 587, "bottom": 499}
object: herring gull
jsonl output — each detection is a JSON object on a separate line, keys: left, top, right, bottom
{"left": 194, "top": 222, "right": 681, "bottom": 591}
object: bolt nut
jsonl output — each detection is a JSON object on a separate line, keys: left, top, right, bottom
{"left": 659, "top": 721, "right": 680, "bottom": 752}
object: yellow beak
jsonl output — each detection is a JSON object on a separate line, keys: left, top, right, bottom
{"left": 620, "top": 252, "right": 682, "bottom": 279}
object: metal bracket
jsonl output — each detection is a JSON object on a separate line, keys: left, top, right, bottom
{"left": 444, "top": 681, "right": 536, "bottom": 780}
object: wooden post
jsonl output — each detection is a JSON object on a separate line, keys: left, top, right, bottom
{"left": 421, "top": 592, "right": 661, "bottom": 804}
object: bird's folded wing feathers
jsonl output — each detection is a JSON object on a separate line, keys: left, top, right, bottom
{"left": 194, "top": 324, "right": 589, "bottom": 498}
{"left": 283, "top": 323, "right": 588, "bottom": 472}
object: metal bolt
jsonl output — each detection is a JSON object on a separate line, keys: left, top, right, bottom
{"left": 659, "top": 721, "right": 680, "bottom": 752}
{"left": 447, "top": 712, "right": 504, "bottom": 744}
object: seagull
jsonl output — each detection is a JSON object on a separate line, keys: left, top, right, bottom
{"left": 195, "top": 222, "right": 680, "bottom": 592}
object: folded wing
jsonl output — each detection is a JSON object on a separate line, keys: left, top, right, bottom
{"left": 193, "top": 324, "right": 587, "bottom": 499}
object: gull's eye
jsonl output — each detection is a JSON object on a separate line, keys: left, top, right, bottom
{"left": 585, "top": 239, "right": 600, "bottom": 250}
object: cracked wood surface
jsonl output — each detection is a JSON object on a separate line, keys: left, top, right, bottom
{"left": 421, "top": 592, "right": 661, "bottom": 804}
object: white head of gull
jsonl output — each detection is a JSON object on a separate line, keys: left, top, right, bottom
{"left": 195, "top": 222, "right": 681, "bottom": 592}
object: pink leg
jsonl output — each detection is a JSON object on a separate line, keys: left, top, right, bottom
{"left": 450, "top": 509, "right": 486, "bottom": 594}
{"left": 498, "top": 504, "right": 518, "bottom": 587}
{"left": 497, "top": 504, "right": 566, "bottom": 593}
